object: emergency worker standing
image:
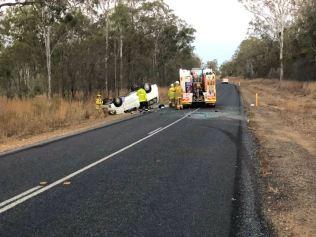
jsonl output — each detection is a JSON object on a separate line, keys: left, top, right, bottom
{"left": 174, "top": 81, "right": 183, "bottom": 110}
{"left": 95, "top": 94, "right": 103, "bottom": 111}
{"left": 168, "top": 83, "right": 175, "bottom": 108}
{"left": 137, "top": 87, "right": 148, "bottom": 111}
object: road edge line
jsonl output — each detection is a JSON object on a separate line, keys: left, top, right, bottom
{"left": 0, "top": 109, "right": 198, "bottom": 214}
{"left": 0, "top": 186, "right": 42, "bottom": 208}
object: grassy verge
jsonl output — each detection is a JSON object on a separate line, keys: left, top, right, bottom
{"left": 0, "top": 96, "right": 103, "bottom": 142}
{"left": 233, "top": 78, "right": 316, "bottom": 237}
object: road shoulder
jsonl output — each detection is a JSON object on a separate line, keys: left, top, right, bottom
{"left": 237, "top": 78, "right": 316, "bottom": 237}
{"left": 230, "top": 83, "right": 271, "bottom": 237}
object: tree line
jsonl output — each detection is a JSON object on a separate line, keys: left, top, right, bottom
{"left": 0, "top": 0, "right": 201, "bottom": 100}
{"left": 221, "top": 0, "right": 316, "bottom": 81}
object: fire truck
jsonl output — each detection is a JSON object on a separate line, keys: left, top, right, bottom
{"left": 180, "top": 68, "right": 217, "bottom": 107}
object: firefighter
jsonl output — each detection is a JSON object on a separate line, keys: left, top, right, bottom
{"left": 137, "top": 87, "right": 148, "bottom": 112}
{"left": 95, "top": 94, "right": 103, "bottom": 111}
{"left": 168, "top": 83, "right": 175, "bottom": 108}
{"left": 174, "top": 81, "right": 183, "bottom": 110}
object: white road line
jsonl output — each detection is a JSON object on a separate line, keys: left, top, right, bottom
{"left": 0, "top": 186, "right": 42, "bottom": 208}
{"left": 148, "top": 127, "right": 162, "bottom": 135}
{"left": 0, "top": 109, "right": 199, "bottom": 214}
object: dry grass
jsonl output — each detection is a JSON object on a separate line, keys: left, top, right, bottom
{"left": 0, "top": 96, "right": 104, "bottom": 143}
{"left": 159, "top": 87, "right": 169, "bottom": 104}
{"left": 280, "top": 80, "right": 316, "bottom": 95}
{"left": 235, "top": 78, "right": 316, "bottom": 237}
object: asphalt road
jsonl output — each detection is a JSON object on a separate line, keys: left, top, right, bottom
{"left": 0, "top": 83, "right": 262, "bottom": 237}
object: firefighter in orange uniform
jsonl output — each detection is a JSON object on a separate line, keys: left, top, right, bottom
{"left": 174, "top": 81, "right": 183, "bottom": 110}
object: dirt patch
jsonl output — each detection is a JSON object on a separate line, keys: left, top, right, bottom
{"left": 234, "top": 78, "right": 316, "bottom": 237}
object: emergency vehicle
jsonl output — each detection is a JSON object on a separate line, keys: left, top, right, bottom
{"left": 180, "top": 68, "right": 217, "bottom": 107}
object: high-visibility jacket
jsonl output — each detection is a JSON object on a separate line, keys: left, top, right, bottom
{"left": 175, "top": 85, "right": 183, "bottom": 99}
{"left": 137, "top": 88, "right": 147, "bottom": 102}
{"left": 96, "top": 98, "right": 103, "bottom": 106}
{"left": 168, "top": 87, "right": 175, "bottom": 100}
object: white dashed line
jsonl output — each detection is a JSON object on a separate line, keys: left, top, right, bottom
{"left": 148, "top": 127, "right": 163, "bottom": 135}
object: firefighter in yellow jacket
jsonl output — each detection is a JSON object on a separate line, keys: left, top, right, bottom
{"left": 168, "top": 83, "right": 175, "bottom": 108}
{"left": 174, "top": 81, "right": 183, "bottom": 110}
{"left": 137, "top": 87, "right": 148, "bottom": 111}
{"left": 95, "top": 94, "right": 103, "bottom": 111}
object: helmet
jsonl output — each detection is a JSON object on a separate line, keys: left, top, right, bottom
{"left": 175, "top": 81, "right": 180, "bottom": 85}
{"left": 97, "top": 94, "right": 101, "bottom": 97}
{"left": 170, "top": 83, "right": 174, "bottom": 87}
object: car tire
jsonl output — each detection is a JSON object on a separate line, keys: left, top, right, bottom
{"left": 113, "top": 97, "right": 123, "bottom": 107}
{"left": 143, "top": 83, "right": 152, "bottom": 93}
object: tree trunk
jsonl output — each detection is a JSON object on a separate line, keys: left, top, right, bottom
{"left": 163, "top": 64, "right": 166, "bottom": 84}
{"left": 59, "top": 48, "right": 64, "bottom": 97}
{"left": 17, "top": 71, "right": 22, "bottom": 100}
{"left": 105, "top": 0, "right": 110, "bottom": 97}
{"left": 119, "top": 28, "right": 123, "bottom": 95}
{"left": 280, "top": 28, "right": 284, "bottom": 82}
{"left": 45, "top": 26, "right": 52, "bottom": 101}
{"left": 153, "top": 36, "right": 159, "bottom": 81}
{"left": 114, "top": 40, "right": 117, "bottom": 97}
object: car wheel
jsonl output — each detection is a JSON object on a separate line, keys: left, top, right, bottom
{"left": 113, "top": 97, "right": 123, "bottom": 107}
{"left": 143, "top": 83, "right": 152, "bottom": 93}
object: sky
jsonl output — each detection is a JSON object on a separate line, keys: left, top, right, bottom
{"left": 164, "top": 0, "right": 252, "bottom": 65}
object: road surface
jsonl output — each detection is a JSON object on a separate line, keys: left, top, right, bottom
{"left": 0, "top": 83, "right": 263, "bottom": 236}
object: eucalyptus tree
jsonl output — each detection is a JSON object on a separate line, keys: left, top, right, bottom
{"left": 239, "top": 0, "right": 302, "bottom": 81}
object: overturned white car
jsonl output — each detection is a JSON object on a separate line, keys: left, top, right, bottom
{"left": 107, "top": 83, "right": 159, "bottom": 115}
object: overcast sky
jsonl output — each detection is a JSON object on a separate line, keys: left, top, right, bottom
{"left": 164, "top": 0, "right": 252, "bottom": 65}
